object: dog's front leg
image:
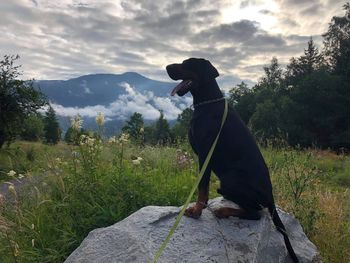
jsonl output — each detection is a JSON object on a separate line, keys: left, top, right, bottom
{"left": 184, "top": 156, "right": 211, "bottom": 219}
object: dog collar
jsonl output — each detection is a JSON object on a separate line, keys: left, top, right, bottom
{"left": 192, "top": 97, "right": 225, "bottom": 109}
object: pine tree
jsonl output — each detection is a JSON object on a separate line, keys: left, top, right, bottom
{"left": 44, "top": 106, "right": 61, "bottom": 144}
{"left": 154, "top": 111, "right": 171, "bottom": 145}
{"left": 122, "top": 112, "right": 144, "bottom": 143}
{"left": 323, "top": 3, "right": 350, "bottom": 78}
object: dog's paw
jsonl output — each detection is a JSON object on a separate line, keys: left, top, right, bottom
{"left": 184, "top": 204, "right": 202, "bottom": 219}
{"left": 213, "top": 207, "right": 242, "bottom": 219}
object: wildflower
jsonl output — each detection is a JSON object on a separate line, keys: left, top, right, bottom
{"left": 7, "top": 170, "right": 16, "bottom": 177}
{"left": 8, "top": 185, "right": 15, "bottom": 193}
{"left": 131, "top": 157, "right": 143, "bottom": 165}
{"left": 14, "top": 242, "right": 19, "bottom": 257}
{"left": 86, "top": 137, "right": 95, "bottom": 147}
{"left": 70, "top": 114, "right": 83, "bottom": 130}
{"left": 176, "top": 149, "right": 190, "bottom": 168}
{"left": 95, "top": 112, "right": 105, "bottom": 126}
{"left": 119, "top": 133, "right": 130, "bottom": 142}
{"left": 108, "top": 136, "right": 117, "bottom": 143}
{"left": 140, "top": 127, "right": 144, "bottom": 133}
{"left": 18, "top": 174, "right": 24, "bottom": 179}
{"left": 31, "top": 224, "right": 35, "bottom": 230}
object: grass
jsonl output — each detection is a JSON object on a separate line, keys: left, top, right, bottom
{"left": 0, "top": 139, "right": 349, "bottom": 263}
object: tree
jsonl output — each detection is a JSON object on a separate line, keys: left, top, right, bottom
{"left": 225, "top": 9, "right": 350, "bottom": 151}
{"left": 228, "top": 81, "right": 250, "bottom": 106}
{"left": 249, "top": 99, "right": 281, "bottom": 142}
{"left": 122, "top": 112, "right": 144, "bottom": 143}
{"left": 286, "top": 38, "right": 324, "bottom": 85}
{"left": 64, "top": 127, "right": 89, "bottom": 145}
{"left": 0, "top": 55, "right": 47, "bottom": 148}
{"left": 44, "top": 106, "right": 61, "bottom": 144}
{"left": 290, "top": 71, "right": 350, "bottom": 148}
{"left": 20, "top": 113, "right": 44, "bottom": 141}
{"left": 154, "top": 111, "right": 171, "bottom": 145}
{"left": 144, "top": 125, "right": 156, "bottom": 144}
{"left": 323, "top": 3, "right": 350, "bottom": 78}
{"left": 227, "top": 82, "right": 256, "bottom": 124}
{"left": 258, "top": 57, "right": 283, "bottom": 92}
{"left": 171, "top": 108, "right": 193, "bottom": 139}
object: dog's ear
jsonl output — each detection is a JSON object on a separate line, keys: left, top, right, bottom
{"left": 203, "top": 59, "right": 219, "bottom": 80}
{"left": 182, "top": 58, "right": 219, "bottom": 82}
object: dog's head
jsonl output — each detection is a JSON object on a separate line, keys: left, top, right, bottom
{"left": 166, "top": 58, "right": 219, "bottom": 96}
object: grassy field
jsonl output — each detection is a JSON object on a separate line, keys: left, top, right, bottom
{"left": 0, "top": 139, "right": 349, "bottom": 263}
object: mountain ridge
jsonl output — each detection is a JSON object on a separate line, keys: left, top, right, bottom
{"left": 34, "top": 72, "right": 175, "bottom": 108}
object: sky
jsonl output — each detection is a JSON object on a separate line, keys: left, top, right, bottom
{"left": 0, "top": 0, "right": 346, "bottom": 87}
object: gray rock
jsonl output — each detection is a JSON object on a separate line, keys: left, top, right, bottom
{"left": 65, "top": 197, "right": 321, "bottom": 263}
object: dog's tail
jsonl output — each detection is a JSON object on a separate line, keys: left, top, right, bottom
{"left": 268, "top": 204, "right": 299, "bottom": 263}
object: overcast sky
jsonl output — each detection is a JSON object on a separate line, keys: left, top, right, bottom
{"left": 0, "top": 0, "right": 346, "bottom": 87}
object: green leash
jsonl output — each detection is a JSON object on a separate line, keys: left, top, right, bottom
{"left": 151, "top": 99, "right": 228, "bottom": 263}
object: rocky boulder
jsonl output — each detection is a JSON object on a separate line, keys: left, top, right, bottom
{"left": 65, "top": 197, "right": 321, "bottom": 263}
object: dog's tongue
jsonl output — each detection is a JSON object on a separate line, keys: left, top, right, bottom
{"left": 171, "top": 80, "right": 192, "bottom": 96}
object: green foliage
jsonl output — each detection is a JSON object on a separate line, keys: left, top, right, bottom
{"left": 44, "top": 106, "right": 61, "bottom": 145}
{"left": 150, "top": 111, "right": 172, "bottom": 145}
{"left": 0, "top": 141, "right": 197, "bottom": 262}
{"left": 20, "top": 113, "right": 44, "bottom": 141}
{"left": 171, "top": 108, "right": 193, "bottom": 139}
{"left": 64, "top": 127, "right": 78, "bottom": 144}
{"left": 0, "top": 55, "right": 47, "bottom": 148}
{"left": 155, "top": 111, "right": 171, "bottom": 144}
{"left": 121, "top": 112, "right": 144, "bottom": 144}
{"left": 0, "top": 142, "right": 349, "bottom": 263}
{"left": 228, "top": 9, "right": 350, "bottom": 150}
{"left": 323, "top": 3, "right": 350, "bottom": 78}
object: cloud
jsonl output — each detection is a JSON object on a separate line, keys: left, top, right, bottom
{"left": 51, "top": 82, "right": 191, "bottom": 120}
{"left": 0, "top": 0, "right": 346, "bottom": 85}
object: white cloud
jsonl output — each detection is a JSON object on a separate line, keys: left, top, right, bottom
{"left": 0, "top": 0, "right": 346, "bottom": 85}
{"left": 51, "top": 82, "right": 192, "bottom": 120}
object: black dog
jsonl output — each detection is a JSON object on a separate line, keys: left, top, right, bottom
{"left": 166, "top": 58, "right": 299, "bottom": 263}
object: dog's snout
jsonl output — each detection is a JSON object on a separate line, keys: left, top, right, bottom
{"left": 166, "top": 63, "right": 183, "bottom": 80}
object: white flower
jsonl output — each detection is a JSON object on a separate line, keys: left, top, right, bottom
{"left": 7, "top": 170, "right": 16, "bottom": 177}
{"left": 95, "top": 112, "right": 105, "bottom": 126}
{"left": 32, "top": 239, "right": 35, "bottom": 247}
{"left": 119, "top": 133, "right": 130, "bottom": 142}
{"left": 132, "top": 159, "right": 141, "bottom": 165}
{"left": 18, "top": 174, "right": 24, "bottom": 179}
{"left": 140, "top": 127, "right": 144, "bottom": 133}
{"left": 70, "top": 114, "right": 83, "bottom": 130}
{"left": 87, "top": 137, "right": 95, "bottom": 147}
{"left": 31, "top": 224, "right": 35, "bottom": 230}
{"left": 8, "top": 185, "right": 16, "bottom": 194}
{"left": 108, "top": 136, "right": 117, "bottom": 143}
{"left": 132, "top": 157, "right": 143, "bottom": 165}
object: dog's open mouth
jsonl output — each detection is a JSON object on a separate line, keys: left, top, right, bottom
{"left": 171, "top": 79, "right": 192, "bottom": 96}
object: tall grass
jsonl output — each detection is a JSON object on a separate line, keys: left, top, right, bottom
{"left": 0, "top": 140, "right": 349, "bottom": 262}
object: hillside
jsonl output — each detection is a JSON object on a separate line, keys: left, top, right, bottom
{"left": 34, "top": 72, "right": 175, "bottom": 107}
{"left": 34, "top": 72, "right": 187, "bottom": 135}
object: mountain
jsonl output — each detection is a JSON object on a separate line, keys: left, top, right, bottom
{"left": 34, "top": 72, "right": 188, "bottom": 136}
{"left": 34, "top": 72, "right": 175, "bottom": 107}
